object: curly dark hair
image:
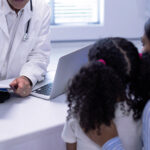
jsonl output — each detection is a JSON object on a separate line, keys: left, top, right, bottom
{"left": 131, "top": 52, "right": 150, "bottom": 118}
{"left": 88, "top": 37, "right": 140, "bottom": 85}
{"left": 88, "top": 37, "right": 141, "bottom": 119}
{"left": 67, "top": 62, "right": 124, "bottom": 133}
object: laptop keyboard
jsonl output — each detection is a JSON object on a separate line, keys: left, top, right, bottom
{"left": 32, "top": 83, "right": 53, "bottom": 96}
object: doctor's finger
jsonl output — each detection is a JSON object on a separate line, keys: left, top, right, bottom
{"left": 17, "top": 81, "right": 26, "bottom": 90}
{"left": 14, "top": 87, "right": 26, "bottom": 97}
{"left": 17, "top": 82, "right": 31, "bottom": 96}
{"left": 15, "top": 88, "right": 31, "bottom": 97}
{"left": 10, "top": 79, "right": 18, "bottom": 90}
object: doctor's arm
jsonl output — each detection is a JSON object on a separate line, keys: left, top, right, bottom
{"left": 10, "top": 4, "right": 51, "bottom": 97}
{"left": 19, "top": 4, "right": 51, "bottom": 87}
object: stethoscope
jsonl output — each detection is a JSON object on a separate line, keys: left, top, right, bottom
{"left": 23, "top": 0, "right": 33, "bottom": 41}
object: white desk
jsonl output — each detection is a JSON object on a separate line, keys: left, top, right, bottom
{"left": 0, "top": 94, "right": 68, "bottom": 150}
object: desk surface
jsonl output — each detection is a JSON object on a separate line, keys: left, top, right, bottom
{"left": 0, "top": 94, "right": 67, "bottom": 149}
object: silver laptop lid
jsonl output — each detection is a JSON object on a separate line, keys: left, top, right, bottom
{"left": 50, "top": 44, "right": 92, "bottom": 99}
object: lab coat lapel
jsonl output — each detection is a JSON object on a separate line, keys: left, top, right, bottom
{"left": 0, "top": 12, "right": 9, "bottom": 38}
{"left": 8, "top": 3, "right": 33, "bottom": 67}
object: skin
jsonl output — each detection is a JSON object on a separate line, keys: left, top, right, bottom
{"left": 86, "top": 121, "right": 118, "bottom": 147}
{"left": 7, "top": 0, "right": 29, "bottom": 13}
{"left": 10, "top": 76, "right": 32, "bottom": 97}
{"left": 141, "top": 33, "right": 150, "bottom": 53}
{"left": 66, "top": 143, "right": 76, "bottom": 150}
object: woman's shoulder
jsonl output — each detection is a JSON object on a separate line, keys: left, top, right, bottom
{"left": 143, "top": 100, "right": 150, "bottom": 122}
{"left": 143, "top": 100, "right": 150, "bottom": 112}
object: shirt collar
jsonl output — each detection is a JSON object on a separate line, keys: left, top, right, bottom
{"left": 3, "top": 0, "right": 14, "bottom": 15}
{"left": 1, "top": 0, "right": 31, "bottom": 16}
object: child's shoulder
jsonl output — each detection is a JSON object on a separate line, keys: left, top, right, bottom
{"left": 66, "top": 117, "right": 80, "bottom": 129}
{"left": 115, "top": 101, "right": 130, "bottom": 117}
{"left": 115, "top": 101, "right": 140, "bottom": 120}
{"left": 67, "top": 117, "right": 78, "bottom": 123}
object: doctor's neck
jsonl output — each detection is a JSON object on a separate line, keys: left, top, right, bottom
{"left": 7, "top": 0, "right": 29, "bottom": 14}
{"left": 8, "top": 3, "right": 20, "bottom": 14}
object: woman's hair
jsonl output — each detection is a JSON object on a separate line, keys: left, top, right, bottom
{"left": 88, "top": 37, "right": 141, "bottom": 119}
{"left": 144, "top": 18, "right": 150, "bottom": 41}
{"left": 67, "top": 62, "right": 124, "bottom": 133}
{"left": 131, "top": 52, "right": 150, "bottom": 118}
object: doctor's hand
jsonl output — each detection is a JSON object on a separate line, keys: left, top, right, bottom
{"left": 86, "top": 121, "right": 118, "bottom": 147}
{"left": 10, "top": 76, "right": 32, "bottom": 97}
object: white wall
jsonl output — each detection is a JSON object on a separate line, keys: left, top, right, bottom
{"left": 51, "top": 0, "right": 146, "bottom": 41}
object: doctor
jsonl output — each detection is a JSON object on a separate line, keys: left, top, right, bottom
{"left": 0, "top": 0, "right": 51, "bottom": 97}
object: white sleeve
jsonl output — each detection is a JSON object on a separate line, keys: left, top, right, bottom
{"left": 61, "top": 119, "right": 77, "bottom": 143}
{"left": 20, "top": 2, "right": 51, "bottom": 87}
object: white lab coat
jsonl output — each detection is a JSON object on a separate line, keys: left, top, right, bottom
{"left": 0, "top": 0, "right": 51, "bottom": 86}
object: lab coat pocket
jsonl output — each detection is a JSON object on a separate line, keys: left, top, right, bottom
{"left": 17, "top": 36, "right": 38, "bottom": 62}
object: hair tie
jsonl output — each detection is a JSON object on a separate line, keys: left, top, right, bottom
{"left": 98, "top": 59, "right": 106, "bottom": 65}
{"left": 139, "top": 53, "right": 142, "bottom": 59}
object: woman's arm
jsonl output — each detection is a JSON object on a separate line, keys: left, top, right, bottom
{"left": 142, "top": 101, "right": 150, "bottom": 150}
{"left": 66, "top": 143, "right": 77, "bottom": 150}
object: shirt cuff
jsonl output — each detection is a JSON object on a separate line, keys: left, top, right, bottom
{"left": 102, "top": 137, "right": 124, "bottom": 150}
{"left": 19, "top": 72, "right": 37, "bottom": 88}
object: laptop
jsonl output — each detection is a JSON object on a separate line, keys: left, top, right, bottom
{"left": 31, "top": 44, "right": 92, "bottom": 100}
{"left": 0, "top": 44, "right": 92, "bottom": 100}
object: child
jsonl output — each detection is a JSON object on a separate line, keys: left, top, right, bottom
{"left": 62, "top": 37, "right": 142, "bottom": 150}
{"left": 88, "top": 37, "right": 142, "bottom": 120}
{"left": 141, "top": 18, "right": 150, "bottom": 52}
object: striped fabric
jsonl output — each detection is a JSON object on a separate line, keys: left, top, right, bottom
{"left": 102, "top": 137, "right": 124, "bottom": 150}
{"left": 142, "top": 100, "right": 150, "bottom": 150}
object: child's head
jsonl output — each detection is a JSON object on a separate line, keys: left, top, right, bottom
{"left": 88, "top": 37, "right": 145, "bottom": 120}
{"left": 142, "top": 18, "right": 150, "bottom": 52}
{"left": 67, "top": 61, "right": 124, "bottom": 133}
{"left": 88, "top": 37, "right": 140, "bottom": 89}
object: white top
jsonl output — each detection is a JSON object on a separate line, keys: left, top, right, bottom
{"left": 62, "top": 102, "right": 142, "bottom": 150}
